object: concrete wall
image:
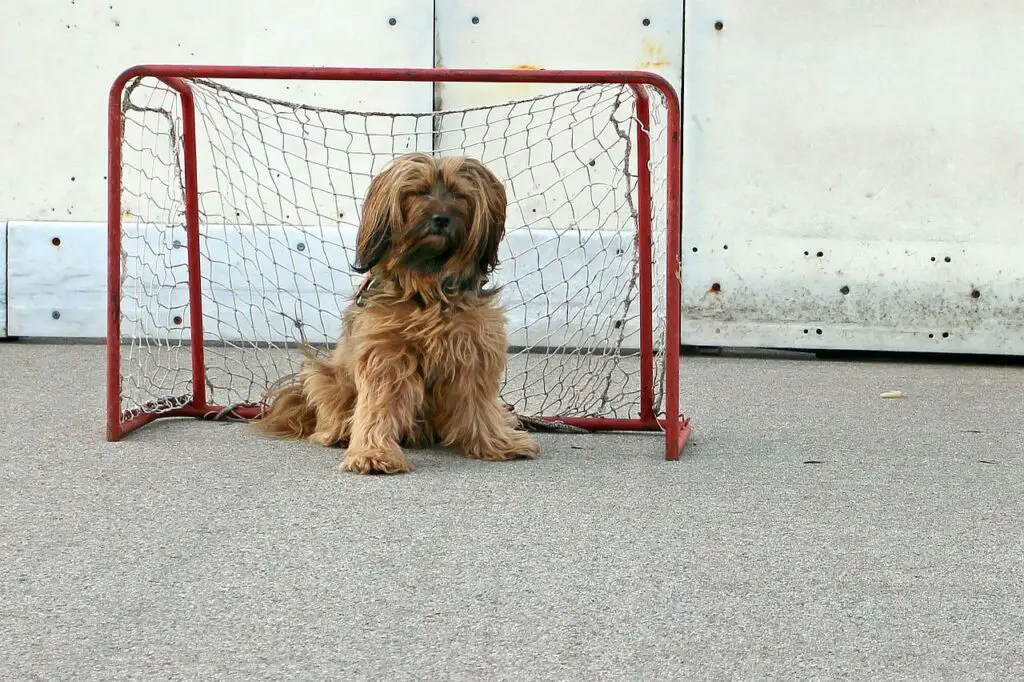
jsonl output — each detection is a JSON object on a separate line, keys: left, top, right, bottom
{"left": 681, "top": 1, "right": 1024, "bottom": 354}
{"left": 3, "top": 0, "right": 1023, "bottom": 355}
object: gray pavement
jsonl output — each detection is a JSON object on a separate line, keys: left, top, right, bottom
{"left": 1, "top": 342, "right": 1022, "bottom": 680}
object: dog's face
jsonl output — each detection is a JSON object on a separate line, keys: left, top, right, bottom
{"left": 352, "top": 153, "right": 507, "bottom": 285}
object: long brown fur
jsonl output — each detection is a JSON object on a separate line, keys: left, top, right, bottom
{"left": 252, "top": 152, "right": 540, "bottom": 474}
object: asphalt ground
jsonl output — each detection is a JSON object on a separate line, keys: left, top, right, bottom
{"left": 1, "top": 341, "right": 1021, "bottom": 680}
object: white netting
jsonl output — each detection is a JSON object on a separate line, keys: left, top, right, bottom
{"left": 116, "top": 75, "right": 672, "bottom": 425}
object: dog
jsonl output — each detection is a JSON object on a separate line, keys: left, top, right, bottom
{"left": 253, "top": 152, "right": 540, "bottom": 474}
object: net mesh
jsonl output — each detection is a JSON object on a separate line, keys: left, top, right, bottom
{"left": 116, "top": 75, "right": 672, "bottom": 425}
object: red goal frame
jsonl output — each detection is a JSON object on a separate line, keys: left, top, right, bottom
{"left": 106, "top": 64, "right": 691, "bottom": 460}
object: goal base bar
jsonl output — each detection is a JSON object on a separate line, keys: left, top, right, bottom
{"left": 111, "top": 398, "right": 693, "bottom": 461}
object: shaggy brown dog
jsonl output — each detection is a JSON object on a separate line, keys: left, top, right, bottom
{"left": 253, "top": 152, "right": 540, "bottom": 474}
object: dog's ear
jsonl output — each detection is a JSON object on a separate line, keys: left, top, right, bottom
{"left": 352, "top": 165, "right": 398, "bottom": 274}
{"left": 461, "top": 159, "right": 507, "bottom": 275}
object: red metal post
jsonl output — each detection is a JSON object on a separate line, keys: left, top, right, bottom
{"left": 629, "top": 85, "right": 656, "bottom": 425}
{"left": 662, "top": 77, "right": 684, "bottom": 461}
{"left": 106, "top": 75, "right": 126, "bottom": 441}
{"left": 160, "top": 77, "right": 208, "bottom": 412}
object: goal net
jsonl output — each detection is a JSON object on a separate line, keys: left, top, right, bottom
{"left": 109, "top": 67, "right": 684, "bottom": 452}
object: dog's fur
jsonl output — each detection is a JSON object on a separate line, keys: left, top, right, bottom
{"left": 253, "top": 152, "right": 540, "bottom": 474}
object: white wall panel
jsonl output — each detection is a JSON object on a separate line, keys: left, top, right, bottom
{"left": 0, "top": 0, "right": 433, "bottom": 222}
{"left": 433, "top": 1, "right": 683, "bottom": 236}
{"left": 430, "top": 1, "right": 684, "bottom": 357}
{"left": 682, "top": 0, "right": 1024, "bottom": 354}
{"left": 6, "top": 222, "right": 107, "bottom": 338}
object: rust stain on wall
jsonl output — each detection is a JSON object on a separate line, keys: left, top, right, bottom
{"left": 637, "top": 38, "right": 670, "bottom": 68}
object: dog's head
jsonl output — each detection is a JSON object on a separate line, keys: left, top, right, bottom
{"left": 352, "top": 152, "right": 507, "bottom": 291}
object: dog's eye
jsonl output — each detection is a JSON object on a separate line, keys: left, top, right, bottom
{"left": 402, "top": 189, "right": 430, "bottom": 200}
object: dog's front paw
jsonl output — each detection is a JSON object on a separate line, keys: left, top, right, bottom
{"left": 341, "top": 447, "right": 413, "bottom": 475}
{"left": 463, "top": 431, "right": 540, "bottom": 462}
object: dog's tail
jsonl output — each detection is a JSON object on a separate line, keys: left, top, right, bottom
{"left": 252, "top": 340, "right": 329, "bottom": 440}
{"left": 251, "top": 381, "right": 318, "bottom": 440}
{"left": 251, "top": 349, "right": 325, "bottom": 442}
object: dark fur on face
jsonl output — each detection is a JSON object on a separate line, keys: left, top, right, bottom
{"left": 253, "top": 152, "right": 539, "bottom": 474}
{"left": 352, "top": 152, "right": 507, "bottom": 302}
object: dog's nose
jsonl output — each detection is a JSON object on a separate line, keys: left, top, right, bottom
{"left": 430, "top": 214, "right": 451, "bottom": 232}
